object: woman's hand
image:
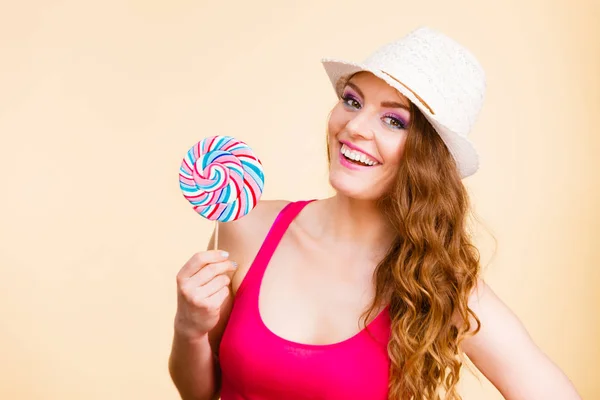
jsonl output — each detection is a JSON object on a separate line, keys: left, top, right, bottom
{"left": 173, "top": 250, "right": 237, "bottom": 341}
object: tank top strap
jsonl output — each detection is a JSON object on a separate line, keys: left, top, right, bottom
{"left": 236, "top": 199, "right": 315, "bottom": 298}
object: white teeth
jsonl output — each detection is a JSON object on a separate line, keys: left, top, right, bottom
{"left": 340, "top": 144, "right": 379, "bottom": 166}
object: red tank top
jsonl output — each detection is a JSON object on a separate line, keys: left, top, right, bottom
{"left": 219, "top": 200, "right": 392, "bottom": 399}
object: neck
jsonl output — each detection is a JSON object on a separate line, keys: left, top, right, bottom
{"left": 313, "top": 194, "right": 396, "bottom": 255}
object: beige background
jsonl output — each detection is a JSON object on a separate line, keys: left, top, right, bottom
{"left": 1, "top": 0, "right": 598, "bottom": 399}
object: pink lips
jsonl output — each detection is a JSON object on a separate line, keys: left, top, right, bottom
{"left": 339, "top": 149, "right": 365, "bottom": 170}
{"left": 338, "top": 146, "right": 380, "bottom": 171}
{"left": 339, "top": 140, "right": 381, "bottom": 164}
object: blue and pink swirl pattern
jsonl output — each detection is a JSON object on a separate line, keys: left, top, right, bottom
{"left": 179, "top": 136, "right": 265, "bottom": 222}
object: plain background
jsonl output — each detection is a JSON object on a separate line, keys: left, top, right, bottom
{"left": 1, "top": 0, "right": 598, "bottom": 399}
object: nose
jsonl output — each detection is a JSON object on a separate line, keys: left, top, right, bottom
{"left": 345, "top": 109, "right": 375, "bottom": 141}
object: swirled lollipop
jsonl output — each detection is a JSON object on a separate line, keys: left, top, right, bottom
{"left": 179, "top": 135, "right": 265, "bottom": 233}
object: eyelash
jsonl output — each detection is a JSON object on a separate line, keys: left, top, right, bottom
{"left": 341, "top": 93, "right": 407, "bottom": 130}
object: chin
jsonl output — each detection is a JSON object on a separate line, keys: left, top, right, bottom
{"left": 327, "top": 140, "right": 393, "bottom": 201}
{"left": 328, "top": 171, "right": 382, "bottom": 201}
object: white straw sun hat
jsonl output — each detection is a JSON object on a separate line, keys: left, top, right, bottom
{"left": 321, "top": 26, "right": 486, "bottom": 179}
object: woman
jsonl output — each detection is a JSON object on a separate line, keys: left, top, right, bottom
{"left": 168, "top": 27, "right": 582, "bottom": 400}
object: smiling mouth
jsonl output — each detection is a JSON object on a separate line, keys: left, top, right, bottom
{"left": 339, "top": 143, "right": 380, "bottom": 167}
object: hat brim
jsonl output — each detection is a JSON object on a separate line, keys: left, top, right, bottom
{"left": 321, "top": 57, "right": 479, "bottom": 179}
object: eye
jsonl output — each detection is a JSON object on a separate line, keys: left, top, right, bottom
{"left": 341, "top": 93, "right": 361, "bottom": 109}
{"left": 383, "top": 115, "right": 408, "bottom": 130}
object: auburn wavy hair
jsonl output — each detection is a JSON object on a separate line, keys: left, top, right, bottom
{"left": 327, "top": 91, "right": 484, "bottom": 399}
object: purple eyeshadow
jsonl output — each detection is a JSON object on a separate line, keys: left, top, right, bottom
{"left": 342, "top": 91, "right": 360, "bottom": 103}
{"left": 342, "top": 88, "right": 410, "bottom": 128}
{"left": 384, "top": 112, "right": 409, "bottom": 127}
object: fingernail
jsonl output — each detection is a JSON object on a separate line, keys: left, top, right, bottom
{"left": 232, "top": 261, "right": 238, "bottom": 268}
{"left": 220, "top": 251, "right": 229, "bottom": 258}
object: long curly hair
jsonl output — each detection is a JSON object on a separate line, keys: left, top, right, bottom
{"left": 327, "top": 96, "right": 485, "bottom": 399}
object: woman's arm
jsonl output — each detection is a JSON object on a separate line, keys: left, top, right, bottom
{"left": 168, "top": 228, "right": 235, "bottom": 400}
{"left": 168, "top": 200, "right": 287, "bottom": 400}
{"left": 459, "top": 279, "right": 582, "bottom": 400}
{"left": 168, "top": 331, "right": 220, "bottom": 400}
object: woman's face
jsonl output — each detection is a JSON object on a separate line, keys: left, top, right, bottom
{"left": 328, "top": 71, "right": 412, "bottom": 200}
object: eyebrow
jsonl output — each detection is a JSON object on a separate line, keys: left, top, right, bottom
{"left": 345, "top": 81, "right": 411, "bottom": 112}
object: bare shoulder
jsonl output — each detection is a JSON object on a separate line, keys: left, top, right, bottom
{"left": 218, "top": 199, "right": 291, "bottom": 258}
{"left": 218, "top": 199, "right": 291, "bottom": 291}
{"left": 220, "top": 199, "right": 291, "bottom": 239}
{"left": 457, "top": 278, "right": 526, "bottom": 335}
{"left": 452, "top": 278, "right": 524, "bottom": 339}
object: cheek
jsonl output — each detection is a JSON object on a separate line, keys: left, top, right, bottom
{"left": 327, "top": 105, "right": 346, "bottom": 137}
{"left": 379, "top": 133, "right": 408, "bottom": 166}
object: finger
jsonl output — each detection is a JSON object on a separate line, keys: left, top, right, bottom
{"left": 178, "top": 250, "right": 229, "bottom": 280}
{"left": 203, "top": 285, "right": 230, "bottom": 309}
{"left": 186, "top": 260, "right": 238, "bottom": 288}
{"left": 193, "top": 274, "right": 231, "bottom": 300}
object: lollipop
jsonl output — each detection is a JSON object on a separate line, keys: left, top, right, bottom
{"left": 179, "top": 135, "right": 265, "bottom": 248}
